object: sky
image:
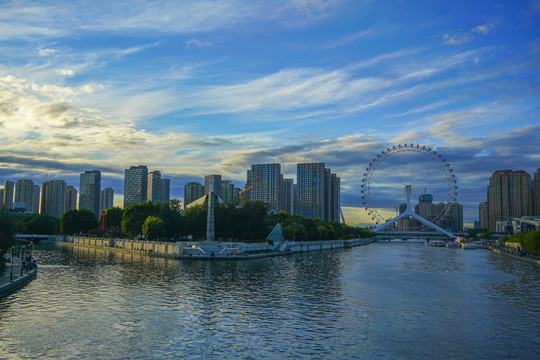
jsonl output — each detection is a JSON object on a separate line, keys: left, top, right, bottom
{"left": 0, "top": 0, "right": 539, "bottom": 227}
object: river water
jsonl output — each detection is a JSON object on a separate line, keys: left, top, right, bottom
{"left": 0, "top": 242, "right": 539, "bottom": 359}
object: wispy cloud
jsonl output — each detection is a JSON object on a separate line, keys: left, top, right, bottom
{"left": 38, "top": 48, "right": 57, "bottom": 56}
{"left": 186, "top": 38, "right": 213, "bottom": 48}
{"left": 443, "top": 23, "right": 494, "bottom": 46}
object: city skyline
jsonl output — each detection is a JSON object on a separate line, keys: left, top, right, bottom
{"left": 0, "top": 1, "right": 539, "bottom": 226}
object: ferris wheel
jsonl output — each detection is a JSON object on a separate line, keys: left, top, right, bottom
{"left": 361, "top": 144, "right": 457, "bottom": 231}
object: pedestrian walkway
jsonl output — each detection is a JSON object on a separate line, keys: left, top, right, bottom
{"left": 0, "top": 255, "right": 37, "bottom": 298}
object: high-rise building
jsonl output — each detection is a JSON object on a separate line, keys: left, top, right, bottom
{"left": 204, "top": 175, "right": 222, "bottom": 199}
{"left": 0, "top": 188, "right": 3, "bottom": 210}
{"left": 124, "top": 165, "right": 148, "bottom": 208}
{"left": 66, "top": 185, "right": 78, "bottom": 211}
{"left": 100, "top": 187, "right": 114, "bottom": 210}
{"left": 533, "top": 168, "right": 540, "bottom": 217}
{"left": 184, "top": 182, "right": 204, "bottom": 207}
{"left": 2, "top": 180, "right": 14, "bottom": 210}
{"left": 221, "top": 180, "right": 236, "bottom": 205}
{"left": 32, "top": 185, "right": 40, "bottom": 214}
{"left": 282, "top": 178, "right": 295, "bottom": 215}
{"left": 15, "top": 179, "right": 36, "bottom": 213}
{"left": 296, "top": 163, "right": 326, "bottom": 220}
{"left": 147, "top": 171, "right": 162, "bottom": 204}
{"left": 246, "top": 164, "right": 282, "bottom": 213}
{"left": 40, "top": 182, "right": 48, "bottom": 214}
{"left": 325, "top": 171, "right": 341, "bottom": 222}
{"left": 43, "top": 180, "right": 66, "bottom": 218}
{"left": 487, "top": 170, "right": 532, "bottom": 232}
{"left": 160, "top": 178, "right": 170, "bottom": 204}
{"left": 79, "top": 170, "right": 101, "bottom": 218}
{"left": 479, "top": 202, "right": 488, "bottom": 230}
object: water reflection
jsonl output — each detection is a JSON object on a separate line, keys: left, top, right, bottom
{"left": 0, "top": 242, "right": 538, "bottom": 359}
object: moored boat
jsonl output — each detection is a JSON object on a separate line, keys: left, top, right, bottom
{"left": 446, "top": 242, "right": 460, "bottom": 248}
{"left": 430, "top": 241, "right": 445, "bottom": 247}
{"left": 461, "top": 242, "right": 477, "bottom": 250}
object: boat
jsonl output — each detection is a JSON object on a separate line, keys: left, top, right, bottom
{"left": 446, "top": 242, "right": 460, "bottom": 248}
{"left": 430, "top": 241, "right": 445, "bottom": 247}
{"left": 461, "top": 243, "right": 477, "bottom": 250}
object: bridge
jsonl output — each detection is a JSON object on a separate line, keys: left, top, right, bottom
{"left": 14, "top": 234, "right": 52, "bottom": 241}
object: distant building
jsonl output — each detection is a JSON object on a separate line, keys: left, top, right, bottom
{"left": 479, "top": 202, "right": 488, "bottom": 230}
{"left": 147, "top": 171, "right": 162, "bottom": 204}
{"left": 40, "top": 182, "right": 48, "bottom": 214}
{"left": 124, "top": 165, "right": 148, "bottom": 208}
{"left": 282, "top": 178, "right": 295, "bottom": 215}
{"left": 473, "top": 220, "right": 480, "bottom": 229}
{"left": 487, "top": 170, "right": 532, "bottom": 232}
{"left": 2, "top": 180, "right": 14, "bottom": 210}
{"left": 184, "top": 182, "right": 204, "bottom": 207}
{"left": 0, "top": 188, "right": 3, "bottom": 209}
{"left": 246, "top": 164, "right": 282, "bottom": 213}
{"left": 43, "top": 180, "right": 67, "bottom": 218}
{"left": 160, "top": 178, "right": 170, "bottom": 203}
{"left": 15, "top": 180, "right": 36, "bottom": 213}
{"left": 79, "top": 170, "right": 101, "bottom": 218}
{"left": 221, "top": 180, "right": 237, "bottom": 205}
{"left": 66, "top": 185, "right": 78, "bottom": 211}
{"left": 204, "top": 175, "right": 222, "bottom": 199}
{"left": 100, "top": 187, "right": 114, "bottom": 210}
{"left": 534, "top": 168, "right": 540, "bottom": 217}
{"left": 414, "top": 195, "right": 463, "bottom": 231}
{"left": 32, "top": 184, "right": 40, "bottom": 214}
{"left": 325, "top": 170, "right": 341, "bottom": 222}
{"left": 296, "top": 163, "right": 340, "bottom": 221}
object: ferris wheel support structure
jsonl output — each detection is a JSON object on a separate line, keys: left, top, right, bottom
{"left": 373, "top": 185, "right": 455, "bottom": 238}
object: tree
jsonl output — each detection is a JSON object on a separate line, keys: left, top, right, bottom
{"left": 60, "top": 209, "right": 98, "bottom": 235}
{"left": 105, "top": 207, "right": 123, "bottom": 229}
{"left": 157, "top": 200, "right": 185, "bottom": 240}
{"left": 121, "top": 201, "right": 156, "bottom": 238}
{"left": 522, "top": 230, "right": 540, "bottom": 256}
{"left": 0, "top": 212, "right": 16, "bottom": 253}
{"left": 142, "top": 216, "right": 166, "bottom": 240}
{"left": 16, "top": 214, "right": 58, "bottom": 235}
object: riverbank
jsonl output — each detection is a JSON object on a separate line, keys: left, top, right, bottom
{"left": 0, "top": 256, "right": 38, "bottom": 298}
{"left": 489, "top": 246, "right": 540, "bottom": 265}
{"left": 55, "top": 236, "right": 375, "bottom": 260}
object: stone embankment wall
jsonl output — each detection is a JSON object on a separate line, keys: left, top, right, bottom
{"left": 57, "top": 236, "right": 374, "bottom": 259}
{"left": 60, "top": 236, "right": 180, "bottom": 257}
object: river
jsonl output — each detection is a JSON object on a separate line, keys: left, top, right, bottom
{"left": 0, "top": 242, "right": 539, "bottom": 359}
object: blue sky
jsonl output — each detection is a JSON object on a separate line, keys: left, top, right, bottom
{"left": 1, "top": 0, "right": 539, "bottom": 226}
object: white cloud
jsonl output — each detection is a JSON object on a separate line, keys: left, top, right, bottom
{"left": 443, "top": 33, "right": 474, "bottom": 46}
{"left": 471, "top": 24, "right": 493, "bottom": 35}
{"left": 186, "top": 38, "right": 213, "bottom": 48}
{"left": 38, "top": 48, "right": 57, "bottom": 56}
{"left": 443, "top": 23, "right": 494, "bottom": 46}
{"left": 55, "top": 69, "right": 75, "bottom": 77}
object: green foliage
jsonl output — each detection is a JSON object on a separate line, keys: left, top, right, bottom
{"left": 142, "top": 216, "right": 166, "bottom": 240}
{"left": 105, "top": 207, "right": 123, "bottom": 228}
{"left": 15, "top": 214, "right": 58, "bottom": 235}
{"left": 121, "top": 201, "right": 156, "bottom": 238}
{"left": 121, "top": 201, "right": 185, "bottom": 240}
{"left": 502, "top": 230, "right": 540, "bottom": 256}
{"left": 0, "top": 212, "right": 16, "bottom": 256}
{"left": 267, "top": 212, "right": 374, "bottom": 241}
{"left": 184, "top": 204, "right": 207, "bottom": 240}
{"left": 60, "top": 209, "right": 98, "bottom": 235}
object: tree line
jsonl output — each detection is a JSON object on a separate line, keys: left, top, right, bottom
{"left": 500, "top": 230, "right": 540, "bottom": 256}
{"left": 57, "top": 199, "right": 373, "bottom": 242}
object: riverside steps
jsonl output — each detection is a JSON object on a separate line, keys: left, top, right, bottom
{"left": 55, "top": 236, "right": 374, "bottom": 260}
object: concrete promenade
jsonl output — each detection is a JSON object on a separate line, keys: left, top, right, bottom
{"left": 0, "top": 255, "right": 37, "bottom": 298}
